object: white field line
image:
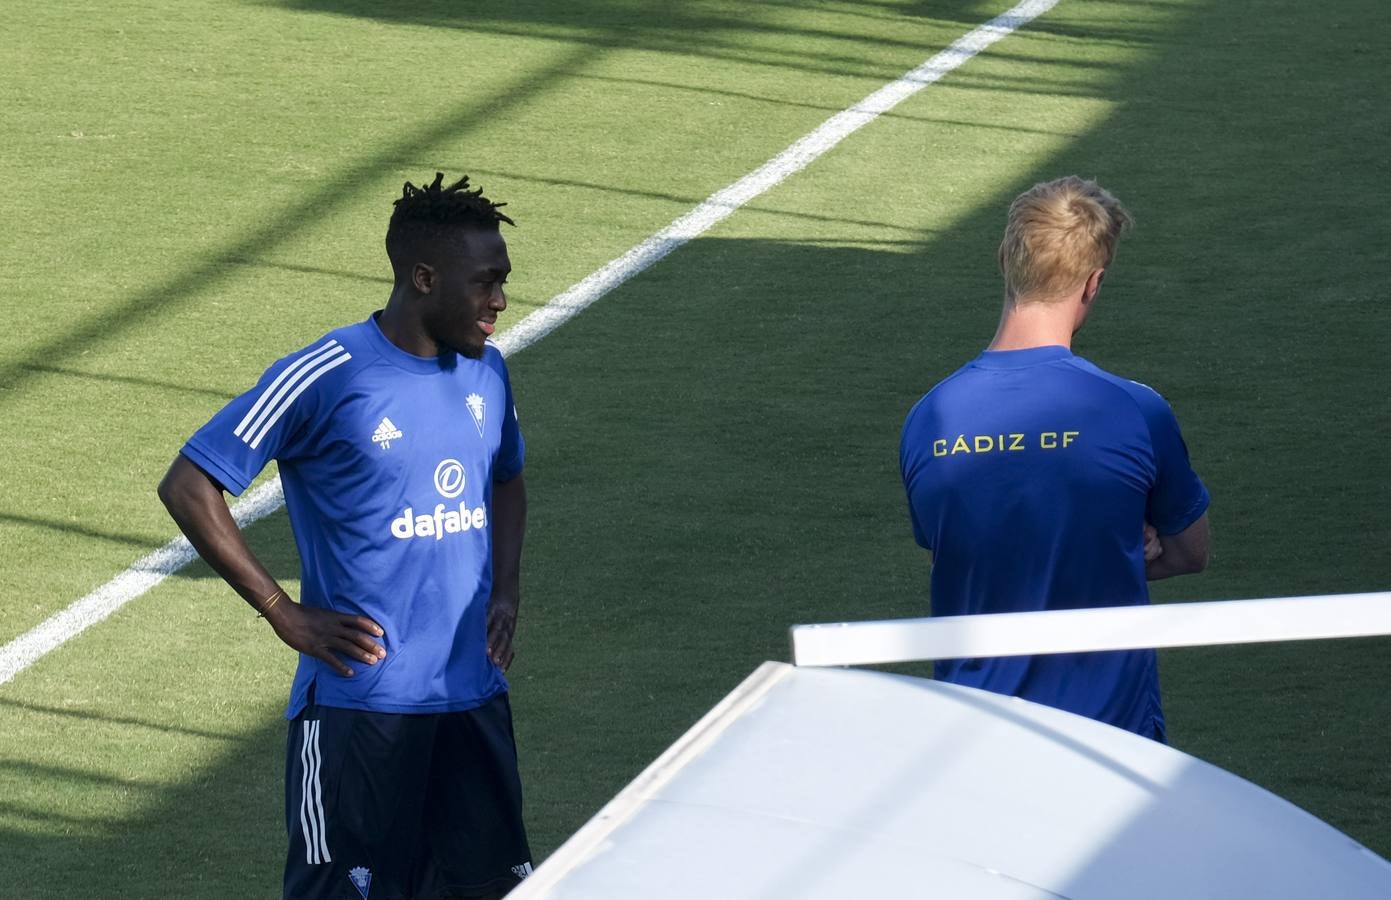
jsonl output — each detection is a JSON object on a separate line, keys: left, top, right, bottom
{"left": 0, "top": 478, "right": 286, "bottom": 686}
{"left": 0, "top": 0, "right": 1059, "bottom": 688}
{"left": 491, "top": 0, "right": 1060, "bottom": 355}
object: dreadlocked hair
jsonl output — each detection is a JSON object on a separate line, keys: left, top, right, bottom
{"left": 385, "top": 173, "right": 513, "bottom": 281}
{"left": 390, "top": 172, "right": 515, "bottom": 230}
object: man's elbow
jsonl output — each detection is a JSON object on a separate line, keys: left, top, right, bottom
{"left": 1169, "top": 515, "right": 1211, "bottom": 576}
{"left": 157, "top": 456, "right": 204, "bottom": 516}
{"left": 156, "top": 465, "right": 179, "bottom": 512}
{"left": 1184, "top": 549, "right": 1209, "bottom": 575}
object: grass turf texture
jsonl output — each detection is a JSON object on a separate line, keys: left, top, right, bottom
{"left": 1, "top": 0, "right": 1388, "bottom": 895}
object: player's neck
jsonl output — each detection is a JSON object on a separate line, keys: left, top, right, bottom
{"left": 988, "top": 296, "right": 1077, "bottom": 352}
{"left": 377, "top": 299, "right": 441, "bottom": 358}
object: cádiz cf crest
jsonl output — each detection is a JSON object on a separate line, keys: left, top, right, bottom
{"left": 465, "top": 392, "right": 486, "bottom": 437}
{"left": 348, "top": 866, "right": 372, "bottom": 899}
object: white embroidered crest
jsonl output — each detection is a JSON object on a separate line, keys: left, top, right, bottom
{"left": 348, "top": 866, "right": 372, "bottom": 899}
{"left": 465, "top": 393, "right": 486, "bottom": 437}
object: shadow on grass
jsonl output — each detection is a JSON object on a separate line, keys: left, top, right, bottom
{"left": 449, "top": 166, "right": 937, "bottom": 236}
{"left": 0, "top": 512, "right": 169, "bottom": 551}
{"left": 0, "top": 698, "right": 249, "bottom": 742}
{"left": 0, "top": 41, "right": 604, "bottom": 401}
{"left": 225, "top": 258, "right": 394, "bottom": 287}
{"left": 545, "top": 68, "right": 1088, "bottom": 136}
{"left": 0, "top": 0, "right": 1080, "bottom": 406}
{"left": 267, "top": 0, "right": 1003, "bottom": 82}
{"left": 0, "top": 718, "right": 287, "bottom": 899}
{"left": 5, "top": 0, "right": 1389, "bottom": 894}
{"left": 14, "top": 203, "right": 1384, "bottom": 894}
{"left": 18, "top": 365, "right": 236, "bottom": 402}
{"left": 269, "top": 0, "right": 1140, "bottom": 98}
{"left": 0, "top": 503, "right": 303, "bottom": 580}
{"left": 182, "top": 511, "right": 305, "bottom": 585}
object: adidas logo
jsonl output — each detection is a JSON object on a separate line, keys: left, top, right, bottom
{"left": 511, "top": 862, "right": 534, "bottom": 880}
{"left": 372, "top": 417, "right": 403, "bottom": 449}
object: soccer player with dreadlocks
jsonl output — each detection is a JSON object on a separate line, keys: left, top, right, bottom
{"left": 159, "top": 174, "right": 533, "bottom": 898}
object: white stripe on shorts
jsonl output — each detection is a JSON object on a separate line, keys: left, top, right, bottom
{"left": 299, "top": 720, "right": 332, "bottom": 865}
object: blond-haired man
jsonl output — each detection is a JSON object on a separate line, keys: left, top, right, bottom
{"left": 899, "top": 176, "right": 1210, "bottom": 740}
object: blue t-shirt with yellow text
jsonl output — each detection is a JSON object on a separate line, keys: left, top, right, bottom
{"left": 899, "top": 345, "right": 1208, "bottom": 737}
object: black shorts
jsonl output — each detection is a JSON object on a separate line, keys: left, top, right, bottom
{"left": 283, "top": 692, "right": 532, "bottom": 900}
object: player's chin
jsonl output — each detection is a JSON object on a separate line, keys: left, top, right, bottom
{"left": 443, "top": 332, "right": 487, "bottom": 359}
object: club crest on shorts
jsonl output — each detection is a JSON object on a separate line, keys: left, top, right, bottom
{"left": 348, "top": 866, "right": 372, "bottom": 899}
{"left": 465, "top": 392, "right": 486, "bottom": 437}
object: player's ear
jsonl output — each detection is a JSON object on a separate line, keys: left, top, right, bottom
{"left": 1082, "top": 268, "right": 1105, "bottom": 304}
{"left": 412, "top": 262, "right": 437, "bottom": 295}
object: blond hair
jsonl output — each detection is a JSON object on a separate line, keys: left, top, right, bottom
{"left": 998, "top": 176, "right": 1133, "bottom": 301}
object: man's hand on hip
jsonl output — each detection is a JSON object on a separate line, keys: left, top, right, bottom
{"left": 266, "top": 601, "right": 386, "bottom": 677}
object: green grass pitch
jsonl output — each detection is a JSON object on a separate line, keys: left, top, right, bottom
{"left": 1, "top": 0, "right": 1388, "bottom": 895}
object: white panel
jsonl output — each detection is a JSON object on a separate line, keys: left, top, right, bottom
{"left": 514, "top": 664, "right": 1391, "bottom": 900}
{"left": 790, "top": 592, "right": 1391, "bottom": 667}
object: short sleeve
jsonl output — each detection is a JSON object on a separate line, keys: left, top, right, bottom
{"left": 900, "top": 400, "right": 935, "bottom": 550}
{"left": 1137, "top": 389, "right": 1210, "bottom": 535}
{"left": 493, "top": 355, "right": 525, "bottom": 483}
{"left": 181, "top": 338, "right": 351, "bottom": 495}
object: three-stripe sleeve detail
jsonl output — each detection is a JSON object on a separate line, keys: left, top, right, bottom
{"left": 233, "top": 340, "right": 352, "bottom": 450}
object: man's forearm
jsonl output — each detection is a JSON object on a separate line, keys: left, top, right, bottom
{"left": 157, "top": 454, "right": 282, "bottom": 610}
{"left": 490, "top": 474, "right": 527, "bottom": 599}
{"left": 1146, "top": 554, "right": 1197, "bottom": 581}
{"left": 1146, "top": 515, "right": 1211, "bottom": 581}
{"left": 158, "top": 454, "right": 385, "bottom": 674}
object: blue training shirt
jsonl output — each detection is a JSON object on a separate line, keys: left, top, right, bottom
{"left": 899, "top": 345, "right": 1208, "bottom": 737}
{"left": 182, "top": 314, "right": 525, "bottom": 718}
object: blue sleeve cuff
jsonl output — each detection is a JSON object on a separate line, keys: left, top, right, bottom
{"left": 1156, "top": 484, "right": 1210, "bottom": 536}
{"left": 180, "top": 441, "right": 252, "bottom": 496}
{"left": 493, "top": 463, "right": 524, "bottom": 484}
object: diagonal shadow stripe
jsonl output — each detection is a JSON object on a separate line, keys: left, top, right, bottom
{"left": 0, "top": 512, "right": 161, "bottom": 550}
{"left": 0, "top": 42, "right": 601, "bottom": 401}
{"left": 223, "top": 257, "right": 393, "bottom": 287}
{"left": 0, "top": 0, "right": 1061, "bottom": 690}
{"left": 458, "top": 167, "right": 936, "bottom": 236}
{"left": 19, "top": 364, "right": 235, "bottom": 401}
{"left": 0, "top": 697, "right": 242, "bottom": 742}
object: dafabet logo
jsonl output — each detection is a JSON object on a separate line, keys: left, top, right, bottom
{"left": 389, "top": 458, "right": 488, "bottom": 541}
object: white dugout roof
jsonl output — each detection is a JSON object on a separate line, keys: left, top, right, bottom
{"left": 512, "top": 593, "right": 1391, "bottom": 899}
